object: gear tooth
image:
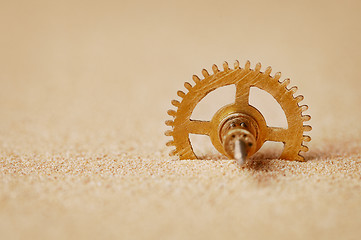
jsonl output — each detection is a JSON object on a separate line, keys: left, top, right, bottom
{"left": 171, "top": 100, "right": 180, "bottom": 107}
{"left": 165, "top": 120, "right": 174, "bottom": 126}
{"left": 280, "top": 78, "right": 290, "bottom": 88}
{"left": 274, "top": 72, "right": 281, "bottom": 80}
{"left": 300, "top": 145, "right": 309, "bottom": 152}
{"left": 303, "top": 125, "right": 312, "bottom": 132}
{"left": 300, "top": 104, "right": 308, "bottom": 112}
{"left": 164, "top": 130, "right": 174, "bottom": 136}
{"left": 295, "top": 154, "right": 305, "bottom": 161}
{"left": 179, "top": 148, "right": 194, "bottom": 159}
{"left": 212, "top": 64, "right": 219, "bottom": 74}
{"left": 166, "top": 140, "right": 175, "bottom": 147}
{"left": 169, "top": 149, "right": 178, "bottom": 156}
{"left": 192, "top": 75, "right": 201, "bottom": 84}
{"left": 223, "top": 61, "right": 229, "bottom": 71}
{"left": 234, "top": 60, "right": 240, "bottom": 69}
{"left": 295, "top": 95, "right": 304, "bottom": 103}
{"left": 303, "top": 135, "right": 311, "bottom": 142}
{"left": 202, "top": 69, "right": 210, "bottom": 77}
{"left": 167, "top": 109, "right": 177, "bottom": 117}
{"left": 177, "top": 90, "right": 186, "bottom": 98}
{"left": 289, "top": 86, "right": 298, "bottom": 94}
{"left": 255, "top": 62, "right": 262, "bottom": 72}
{"left": 302, "top": 114, "right": 311, "bottom": 122}
{"left": 184, "top": 82, "right": 193, "bottom": 91}
{"left": 265, "top": 66, "right": 272, "bottom": 75}
{"left": 244, "top": 60, "right": 251, "bottom": 70}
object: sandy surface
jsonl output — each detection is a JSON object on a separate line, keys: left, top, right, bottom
{"left": 1, "top": 0, "right": 361, "bottom": 239}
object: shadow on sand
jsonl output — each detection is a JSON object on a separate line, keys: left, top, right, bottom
{"left": 194, "top": 138, "right": 361, "bottom": 172}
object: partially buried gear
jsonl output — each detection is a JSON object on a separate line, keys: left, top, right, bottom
{"left": 165, "top": 60, "right": 311, "bottom": 164}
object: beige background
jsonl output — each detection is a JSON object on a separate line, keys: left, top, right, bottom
{"left": 1, "top": 0, "right": 361, "bottom": 239}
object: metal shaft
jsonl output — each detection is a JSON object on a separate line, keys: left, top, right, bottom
{"left": 234, "top": 139, "right": 247, "bottom": 165}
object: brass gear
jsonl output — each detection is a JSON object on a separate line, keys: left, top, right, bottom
{"left": 165, "top": 60, "right": 311, "bottom": 161}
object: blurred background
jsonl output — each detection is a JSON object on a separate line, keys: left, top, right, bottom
{"left": 1, "top": 0, "right": 361, "bottom": 156}
{"left": 1, "top": 0, "right": 361, "bottom": 239}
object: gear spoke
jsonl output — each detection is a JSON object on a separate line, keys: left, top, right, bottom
{"left": 266, "top": 127, "right": 288, "bottom": 142}
{"left": 187, "top": 120, "right": 212, "bottom": 135}
{"left": 235, "top": 83, "right": 250, "bottom": 106}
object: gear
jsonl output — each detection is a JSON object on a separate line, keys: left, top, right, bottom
{"left": 165, "top": 60, "right": 311, "bottom": 161}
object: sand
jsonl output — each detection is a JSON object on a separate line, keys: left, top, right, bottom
{"left": 1, "top": 0, "right": 361, "bottom": 239}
